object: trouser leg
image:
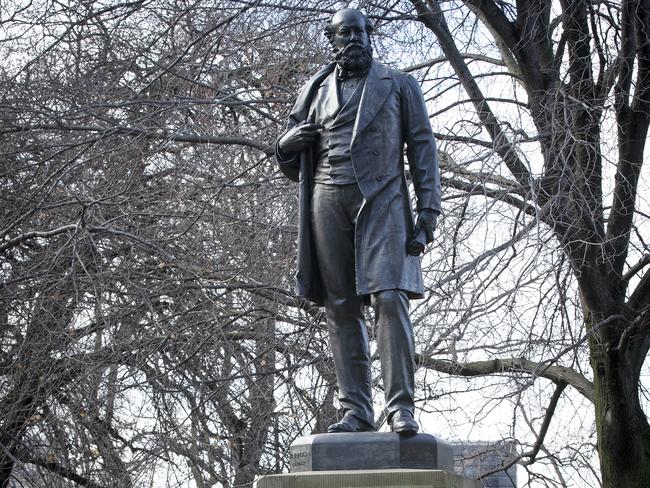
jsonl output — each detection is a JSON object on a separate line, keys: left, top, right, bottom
{"left": 323, "top": 294, "right": 374, "bottom": 425}
{"left": 371, "top": 289, "right": 415, "bottom": 417}
{"left": 311, "top": 183, "right": 374, "bottom": 427}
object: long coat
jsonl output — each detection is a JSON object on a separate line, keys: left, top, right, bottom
{"left": 276, "top": 61, "right": 441, "bottom": 305}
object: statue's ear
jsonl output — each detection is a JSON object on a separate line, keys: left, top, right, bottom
{"left": 324, "top": 23, "right": 334, "bottom": 43}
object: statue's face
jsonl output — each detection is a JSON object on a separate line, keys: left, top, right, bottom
{"left": 329, "top": 9, "right": 373, "bottom": 72}
{"left": 330, "top": 9, "right": 371, "bottom": 55}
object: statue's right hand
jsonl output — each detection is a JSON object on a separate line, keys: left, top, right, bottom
{"left": 278, "top": 121, "right": 323, "bottom": 154}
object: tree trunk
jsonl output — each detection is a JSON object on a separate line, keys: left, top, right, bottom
{"left": 594, "top": 368, "right": 650, "bottom": 486}
{"left": 0, "top": 290, "right": 73, "bottom": 487}
{"left": 590, "top": 313, "right": 650, "bottom": 487}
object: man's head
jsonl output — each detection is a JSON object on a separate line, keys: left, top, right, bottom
{"left": 324, "top": 8, "right": 373, "bottom": 73}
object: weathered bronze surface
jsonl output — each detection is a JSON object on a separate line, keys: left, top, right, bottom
{"left": 275, "top": 8, "right": 442, "bottom": 433}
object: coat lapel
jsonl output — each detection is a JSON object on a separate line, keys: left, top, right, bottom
{"left": 352, "top": 61, "right": 393, "bottom": 141}
{"left": 322, "top": 70, "right": 340, "bottom": 119}
{"left": 288, "top": 62, "right": 336, "bottom": 124}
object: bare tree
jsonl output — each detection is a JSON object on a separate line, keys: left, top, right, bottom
{"left": 1, "top": 1, "right": 649, "bottom": 487}
{"left": 400, "top": 1, "right": 650, "bottom": 486}
{"left": 0, "top": 2, "right": 334, "bottom": 487}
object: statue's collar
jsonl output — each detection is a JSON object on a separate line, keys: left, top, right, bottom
{"left": 336, "top": 63, "right": 370, "bottom": 81}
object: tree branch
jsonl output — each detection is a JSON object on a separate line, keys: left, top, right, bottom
{"left": 632, "top": 0, "right": 650, "bottom": 115}
{"left": 3, "top": 124, "right": 272, "bottom": 153}
{"left": 478, "top": 381, "right": 567, "bottom": 478}
{"left": 25, "top": 456, "right": 106, "bottom": 488}
{"left": 461, "top": 0, "right": 519, "bottom": 51}
{"left": 0, "top": 225, "right": 79, "bottom": 253}
{"left": 431, "top": 220, "right": 538, "bottom": 288}
{"left": 404, "top": 52, "right": 505, "bottom": 72}
{"left": 411, "top": 0, "right": 532, "bottom": 187}
{"left": 622, "top": 254, "right": 650, "bottom": 283}
{"left": 442, "top": 177, "right": 539, "bottom": 219}
{"left": 521, "top": 381, "right": 567, "bottom": 466}
{"left": 417, "top": 355, "right": 594, "bottom": 402}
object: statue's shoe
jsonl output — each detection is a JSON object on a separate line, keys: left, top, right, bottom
{"left": 389, "top": 410, "right": 419, "bottom": 434}
{"left": 327, "top": 412, "right": 375, "bottom": 433}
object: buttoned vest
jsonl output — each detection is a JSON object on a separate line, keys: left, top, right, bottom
{"left": 313, "top": 77, "right": 364, "bottom": 185}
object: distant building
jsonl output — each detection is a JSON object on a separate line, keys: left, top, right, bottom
{"left": 452, "top": 441, "right": 517, "bottom": 487}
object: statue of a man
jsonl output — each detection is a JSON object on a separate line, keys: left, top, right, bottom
{"left": 275, "top": 8, "right": 441, "bottom": 434}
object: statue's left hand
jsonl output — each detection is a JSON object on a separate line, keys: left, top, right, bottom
{"left": 416, "top": 209, "right": 438, "bottom": 244}
{"left": 407, "top": 209, "right": 438, "bottom": 256}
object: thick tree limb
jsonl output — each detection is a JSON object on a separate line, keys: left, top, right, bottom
{"left": 622, "top": 255, "right": 650, "bottom": 283}
{"left": 461, "top": 0, "right": 519, "bottom": 53}
{"left": 628, "top": 269, "right": 650, "bottom": 312}
{"left": 417, "top": 355, "right": 594, "bottom": 402}
{"left": 606, "top": 0, "right": 650, "bottom": 276}
{"left": 410, "top": 0, "right": 532, "bottom": 187}
{"left": 462, "top": 0, "right": 521, "bottom": 81}
{"left": 632, "top": 0, "right": 650, "bottom": 115}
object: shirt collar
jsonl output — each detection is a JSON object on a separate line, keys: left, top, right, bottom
{"left": 336, "top": 64, "right": 369, "bottom": 81}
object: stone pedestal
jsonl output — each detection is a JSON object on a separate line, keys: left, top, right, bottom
{"left": 254, "top": 433, "right": 480, "bottom": 488}
{"left": 254, "top": 469, "right": 482, "bottom": 488}
{"left": 289, "top": 433, "right": 453, "bottom": 472}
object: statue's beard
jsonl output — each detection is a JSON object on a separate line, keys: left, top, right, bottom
{"left": 334, "top": 43, "right": 373, "bottom": 73}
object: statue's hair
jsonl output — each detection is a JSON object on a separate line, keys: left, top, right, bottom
{"left": 324, "top": 9, "right": 374, "bottom": 43}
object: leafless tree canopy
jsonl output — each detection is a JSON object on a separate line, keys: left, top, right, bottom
{"left": 0, "top": 1, "right": 649, "bottom": 488}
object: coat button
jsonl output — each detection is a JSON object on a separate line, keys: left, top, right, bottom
{"left": 375, "top": 174, "right": 383, "bottom": 181}
{"left": 372, "top": 149, "right": 379, "bottom": 156}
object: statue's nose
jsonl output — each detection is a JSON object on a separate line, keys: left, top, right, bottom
{"left": 348, "top": 30, "right": 361, "bottom": 43}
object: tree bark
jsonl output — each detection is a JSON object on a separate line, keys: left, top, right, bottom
{"left": 590, "top": 314, "right": 650, "bottom": 487}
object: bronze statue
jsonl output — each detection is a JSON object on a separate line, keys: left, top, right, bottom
{"left": 276, "top": 8, "right": 441, "bottom": 434}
